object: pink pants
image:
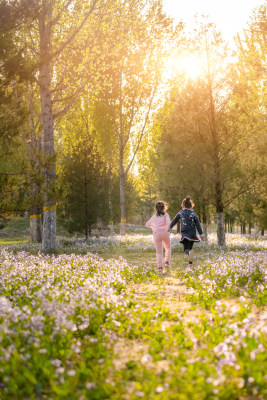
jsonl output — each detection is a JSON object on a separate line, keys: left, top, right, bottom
{"left": 153, "top": 231, "right": 171, "bottom": 268}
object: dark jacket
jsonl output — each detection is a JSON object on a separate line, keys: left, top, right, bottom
{"left": 169, "top": 208, "right": 203, "bottom": 239}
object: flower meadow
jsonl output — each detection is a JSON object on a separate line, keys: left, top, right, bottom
{"left": 4, "top": 232, "right": 267, "bottom": 255}
{"left": 0, "top": 249, "right": 154, "bottom": 399}
{"left": 184, "top": 250, "right": 267, "bottom": 308}
{"left": 0, "top": 234, "right": 266, "bottom": 399}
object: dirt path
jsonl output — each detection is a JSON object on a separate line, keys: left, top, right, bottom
{"left": 113, "top": 268, "right": 206, "bottom": 371}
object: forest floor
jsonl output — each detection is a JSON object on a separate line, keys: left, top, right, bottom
{"left": 0, "top": 229, "right": 266, "bottom": 399}
{"left": 99, "top": 249, "right": 266, "bottom": 389}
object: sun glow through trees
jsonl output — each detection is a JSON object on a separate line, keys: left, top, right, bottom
{"left": 163, "top": 51, "right": 206, "bottom": 82}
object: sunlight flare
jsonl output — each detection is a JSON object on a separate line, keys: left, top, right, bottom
{"left": 164, "top": 52, "right": 206, "bottom": 80}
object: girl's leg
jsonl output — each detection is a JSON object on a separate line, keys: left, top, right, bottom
{"left": 153, "top": 232, "right": 163, "bottom": 268}
{"left": 183, "top": 240, "right": 194, "bottom": 267}
{"left": 188, "top": 242, "right": 194, "bottom": 264}
{"left": 162, "top": 232, "right": 171, "bottom": 264}
{"left": 183, "top": 240, "right": 191, "bottom": 255}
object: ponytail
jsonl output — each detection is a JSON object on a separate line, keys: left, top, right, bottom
{"left": 181, "top": 196, "right": 194, "bottom": 209}
{"left": 155, "top": 201, "right": 167, "bottom": 216}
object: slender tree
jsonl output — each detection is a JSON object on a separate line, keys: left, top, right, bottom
{"left": 152, "top": 19, "right": 262, "bottom": 246}
{"left": 21, "top": 0, "right": 156, "bottom": 249}
{"left": 19, "top": 0, "right": 133, "bottom": 250}
{"left": 92, "top": 0, "right": 179, "bottom": 234}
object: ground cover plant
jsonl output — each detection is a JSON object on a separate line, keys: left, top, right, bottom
{"left": 3, "top": 232, "right": 267, "bottom": 254}
{"left": 0, "top": 233, "right": 266, "bottom": 399}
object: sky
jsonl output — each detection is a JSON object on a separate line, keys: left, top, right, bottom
{"left": 163, "top": 0, "right": 263, "bottom": 45}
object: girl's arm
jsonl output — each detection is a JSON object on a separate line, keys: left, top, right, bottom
{"left": 146, "top": 216, "right": 153, "bottom": 229}
{"left": 194, "top": 214, "right": 204, "bottom": 237}
{"left": 169, "top": 212, "right": 181, "bottom": 230}
{"left": 165, "top": 213, "right": 171, "bottom": 228}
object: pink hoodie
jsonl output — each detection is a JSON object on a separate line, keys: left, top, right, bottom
{"left": 146, "top": 213, "right": 171, "bottom": 233}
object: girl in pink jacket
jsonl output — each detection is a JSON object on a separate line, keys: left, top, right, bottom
{"left": 146, "top": 201, "right": 171, "bottom": 274}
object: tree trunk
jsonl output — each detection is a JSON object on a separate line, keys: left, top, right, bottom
{"left": 202, "top": 206, "right": 208, "bottom": 244}
{"left": 119, "top": 162, "right": 126, "bottom": 236}
{"left": 254, "top": 224, "right": 259, "bottom": 236}
{"left": 248, "top": 222, "right": 252, "bottom": 234}
{"left": 214, "top": 180, "right": 225, "bottom": 246}
{"left": 30, "top": 208, "right": 42, "bottom": 242}
{"left": 108, "top": 165, "right": 114, "bottom": 235}
{"left": 39, "top": 7, "right": 57, "bottom": 252}
{"left": 261, "top": 227, "right": 264, "bottom": 236}
{"left": 216, "top": 212, "right": 225, "bottom": 247}
{"left": 96, "top": 217, "right": 102, "bottom": 237}
{"left": 84, "top": 163, "right": 89, "bottom": 240}
{"left": 205, "top": 33, "right": 226, "bottom": 247}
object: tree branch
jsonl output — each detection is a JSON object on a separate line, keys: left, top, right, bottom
{"left": 50, "top": 0, "right": 73, "bottom": 26}
{"left": 107, "top": 101, "right": 121, "bottom": 147}
{"left": 51, "top": 0, "right": 99, "bottom": 60}
{"left": 223, "top": 180, "right": 266, "bottom": 208}
{"left": 125, "top": 83, "right": 157, "bottom": 176}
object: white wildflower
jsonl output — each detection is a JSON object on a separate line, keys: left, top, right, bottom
{"left": 141, "top": 354, "right": 153, "bottom": 363}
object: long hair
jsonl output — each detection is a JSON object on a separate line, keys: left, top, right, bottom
{"left": 181, "top": 196, "right": 194, "bottom": 209}
{"left": 155, "top": 201, "right": 167, "bottom": 216}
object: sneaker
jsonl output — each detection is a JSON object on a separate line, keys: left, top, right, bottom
{"left": 158, "top": 267, "right": 163, "bottom": 275}
{"left": 165, "top": 261, "right": 170, "bottom": 268}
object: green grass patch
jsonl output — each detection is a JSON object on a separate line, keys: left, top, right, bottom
{"left": 0, "top": 237, "right": 29, "bottom": 246}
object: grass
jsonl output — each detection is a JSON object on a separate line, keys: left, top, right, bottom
{"left": 0, "top": 221, "right": 266, "bottom": 399}
{"left": 0, "top": 237, "right": 29, "bottom": 246}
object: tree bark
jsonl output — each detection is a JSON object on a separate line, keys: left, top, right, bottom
{"left": 30, "top": 208, "right": 42, "bottom": 242}
{"left": 205, "top": 32, "right": 226, "bottom": 247}
{"left": 254, "top": 224, "right": 259, "bottom": 236}
{"left": 39, "top": 5, "right": 57, "bottom": 252}
{"left": 202, "top": 204, "right": 208, "bottom": 244}
{"left": 119, "top": 161, "right": 126, "bottom": 235}
{"left": 214, "top": 176, "right": 225, "bottom": 246}
{"left": 108, "top": 165, "right": 114, "bottom": 235}
{"left": 216, "top": 212, "right": 225, "bottom": 247}
{"left": 84, "top": 160, "right": 89, "bottom": 241}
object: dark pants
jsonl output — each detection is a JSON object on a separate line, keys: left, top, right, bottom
{"left": 183, "top": 239, "right": 194, "bottom": 255}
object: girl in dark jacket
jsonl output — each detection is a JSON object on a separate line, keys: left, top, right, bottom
{"left": 169, "top": 196, "right": 205, "bottom": 269}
